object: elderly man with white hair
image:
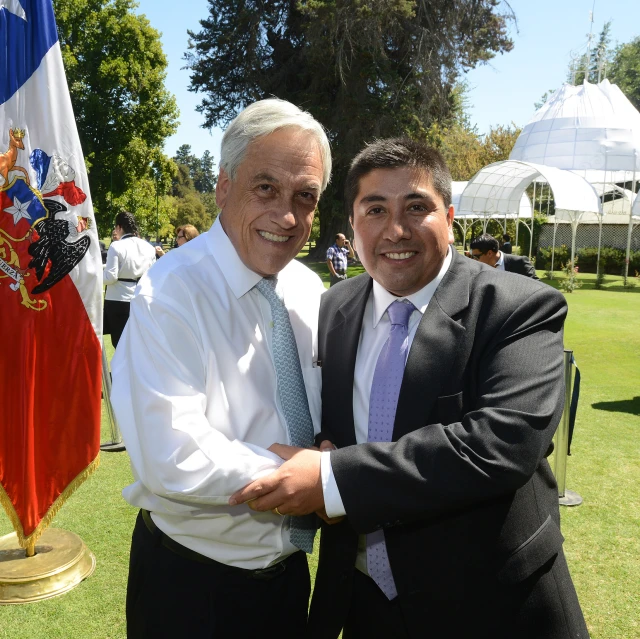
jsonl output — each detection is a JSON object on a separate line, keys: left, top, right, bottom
{"left": 111, "top": 99, "right": 331, "bottom": 638}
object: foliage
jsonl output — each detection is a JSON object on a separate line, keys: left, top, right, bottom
{"left": 543, "top": 269, "right": 554, "bottom": 280}
{"left": 609, "top": 36, "right": 640, "bottom": 111}
{"left": 53, "top": 0, "right": 179, "bottom": 235}
{"left": 534, "top": 89, "right": 556, "bottom": 110}
{"left": 537, "top": 247, "right": 640, "bottom": 275}
{"left": 428, "top": 119, "right": 522, "bottom": 181}
{"left": 168, "top": 159, "right": 218, "bottom": 233}
{"left": 559, "top": 274, "right": 582, "bottom": 293}
{"left": 110, "top": 175, "right": 175, "bottom": 239}
{"left": 571, "top": 21, "right": 613, "bottom": 85}
{"left": 184, "top": 0, "right": 515, "bottom": 253}
{"left": 174, "top": 144, "right": 217, "bottom": 193}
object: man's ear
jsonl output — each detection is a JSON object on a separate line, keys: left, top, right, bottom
{"left": 446, "top": 204, "right": 455, "bottom": 244}
{"left": 216, "top": 168, "right": 230, "bottom": 210}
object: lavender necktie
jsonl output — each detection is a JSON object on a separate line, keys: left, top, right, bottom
{"left": 366, "top": 299, "right": 416, "bottom": 600}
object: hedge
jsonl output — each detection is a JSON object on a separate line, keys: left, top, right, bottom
{"left": 536, "top": 245, "right": 640, "bottom": 275}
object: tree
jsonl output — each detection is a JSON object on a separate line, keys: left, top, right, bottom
{"left": 570, "top": 21, "right": 613, "bottom": 85}
{"left": 185, "top": 0, "right": 515, "bottom": 254}
{"left": 173, "top": 146, "right": 217, "bottom": 193}
{"left": 169, "top": 162, "right": 218, "bottom": 232}
{"left": 53, "top": 0, "right": 179, "bottom": 235}
{"left": 609, "top": 36, "right": 640, "bottom": 111}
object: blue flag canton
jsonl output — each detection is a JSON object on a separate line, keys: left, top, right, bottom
{"left": 0, "top": 0, "right": 59, "bottom": 106}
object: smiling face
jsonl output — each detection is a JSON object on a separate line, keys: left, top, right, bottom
{"left": 216, "top": 127, "right": 324, "bottom": 277}
{"left": 351, "top": 167, "right": 454, "bottom": 297}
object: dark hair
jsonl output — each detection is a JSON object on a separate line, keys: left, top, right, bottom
{"left": 470, "top": 234, "right": 499, "bottom": 253}
{"left": 345, "top": 138, "right": 452, "bottom": 217}
{"left": 114, "top": 210, "right": 140, "bottom": 237}
{"left": 503, "top": 234, "right": 511, "bottom": 242}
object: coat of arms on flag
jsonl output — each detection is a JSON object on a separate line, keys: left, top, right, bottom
{"left": 0, "top": 0, "right": 103, "bottom": 556}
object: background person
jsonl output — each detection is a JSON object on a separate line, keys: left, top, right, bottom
{"left": 470, "top": 232, "right": 538, "bottom": 279}
{"left": 501, "top": 233, "right": 513, "bottom": 254}
{"left": 110, "top": 98, "right": 331, "bottom": 639}
{"left": 103, "top": 211, "right": 156, "bottom": 348}
{"left": 231, "top": 138, "right": 588, "bottom": 639}
{"left": 155, "top": 224, "right": 200, "bottom": 257}
{"left": 326, "top": 232, "right": 355, "bottom": 286}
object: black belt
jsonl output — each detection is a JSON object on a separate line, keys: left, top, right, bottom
{"left": 118, "top": 277, "right": 140, "bottom": 283}
{"left": 141, "top": 510, "right": 293, "bottom": 580}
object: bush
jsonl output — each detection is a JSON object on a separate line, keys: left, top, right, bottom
{"left": 537, "top": 246, "right": 637, "bottom": 275}
{"left": 537, "top": 245, "right": 569, "bottom": 270}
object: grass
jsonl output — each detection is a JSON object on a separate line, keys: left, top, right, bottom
{"left": 1, "top": 263, "right": 639, "bottom": 638}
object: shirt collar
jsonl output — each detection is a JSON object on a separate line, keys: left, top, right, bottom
{"left": 209, "top": 217, "right": 263, "bottom": 299}
{"left": 371, "top": 246, "right": 453, "bottom": 328}
{"left": 495, "top": 251, "right": 504, "bottom": 267}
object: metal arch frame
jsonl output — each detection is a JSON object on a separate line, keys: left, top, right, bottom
{"left": 458, "top": 161, "right": 602, "bottom": 271}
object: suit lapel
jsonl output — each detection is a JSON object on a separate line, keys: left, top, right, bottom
{"left": 325, "top": 276, "right": 372, "bottom": 446}
{"left": 393, "top": 251, "right": 470, "bottom": 440}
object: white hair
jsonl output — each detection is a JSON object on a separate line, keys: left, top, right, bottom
{"left": 220, "top": 98, "right": 332, "bottom": 192}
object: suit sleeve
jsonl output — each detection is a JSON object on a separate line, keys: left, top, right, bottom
{"left": 522, "top": 256, "right": 539, "bottom": 280}
{"left": 330, "top": 286, "right": 566, "bottom": 534}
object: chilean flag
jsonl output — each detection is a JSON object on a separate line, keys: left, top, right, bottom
{"left": 0, "top": 0, "right": 102, "bottom": 548}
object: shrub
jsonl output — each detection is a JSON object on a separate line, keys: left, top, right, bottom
{"left": 560, "top": 275, "right": 582, "bottom": 293}
{"left": 537, "top": 245, "right": 569, "bottom": 270}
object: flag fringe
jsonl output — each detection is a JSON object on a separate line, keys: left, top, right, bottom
{"left": 0, "top": 454, "right": 100, "bottom": 549}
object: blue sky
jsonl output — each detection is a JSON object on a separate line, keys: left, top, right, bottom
{"left": 135, "top": 0, "right": 640, "bottom": 165}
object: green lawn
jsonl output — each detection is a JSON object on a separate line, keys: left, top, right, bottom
{"left": 1, "top": 265, "right": 638, "bottom": 638}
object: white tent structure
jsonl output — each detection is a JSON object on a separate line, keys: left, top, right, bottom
{"left": 458, "top": 161, "right": 601, "bottom": 267}
{"left": 451, "top": 180, "right": 532, "bottom": 250}
{"left": 510, "top": 80, "right": 640, "bottom": 280}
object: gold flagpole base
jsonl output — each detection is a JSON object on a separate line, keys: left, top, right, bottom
{"left": 0, "top": 528, "right": 96, "bottom": 604}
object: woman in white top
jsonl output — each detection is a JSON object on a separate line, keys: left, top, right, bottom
{"left": 104, "top": 211, "right": 156, "bottom": 347}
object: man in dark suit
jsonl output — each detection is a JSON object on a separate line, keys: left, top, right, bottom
{"left": 502, "top": 233, "right": 513, "bottom": 254}
{"left": 229, "top": 139, "right": 588, "bottom": 639}
{"left": 470, "top": 232, "right": 539, "bottom": 279}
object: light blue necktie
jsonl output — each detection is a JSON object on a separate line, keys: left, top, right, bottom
{"left": 366, "top": 299, "right": 416, "bottom": 599}
{"left": 255, "top": 277, "right": 316, "bottom": 554}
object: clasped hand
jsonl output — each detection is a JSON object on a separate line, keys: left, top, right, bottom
{"left": 229, "top": 441, "right": 344, "bottom": 525}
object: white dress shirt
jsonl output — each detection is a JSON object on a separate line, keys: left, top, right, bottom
{"left": 320, "top": 247, "right": 453, "bottom": 573}
{"left": 104, "top": 235, "right": 157, "bottom": 302}
{"left": 111, "top": 217, "right": 325, "bottom": 569}
{"left": 495, "top": 250, "right": 505, "bottom": 271}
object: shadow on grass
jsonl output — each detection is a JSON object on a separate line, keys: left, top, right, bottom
{"left": 592, "top": 396, "right": 640, "bottom": 416}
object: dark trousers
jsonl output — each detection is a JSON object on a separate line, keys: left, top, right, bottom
{"left": 330, "top": 272, "right": 347, "bottom": 287}
{"left": 103, "top": 299, "right": 130, "bottom": 348}
{"left": 127, "top": 511, "right": 310, "bottom": 639}
{"left": 343, "top": 570, "right": 411, "bottom": 639}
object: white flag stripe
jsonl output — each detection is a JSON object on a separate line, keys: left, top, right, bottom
{"left": 0, "top": 40, "right": 103, "bottom": 337}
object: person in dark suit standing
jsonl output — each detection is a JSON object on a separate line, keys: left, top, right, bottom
{"left": 229, "top": 138, "right": 588, "bottom": 639}
{"left": 470, "top": 233, "right": 539, "bottom": 279}
{"left": 502, "top": 233, "right": 513, "bottom": 254}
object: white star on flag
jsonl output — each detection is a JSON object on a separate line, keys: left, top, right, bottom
{"left": 0, "top": 0, "right": 26, "bottom": 21}
{"left": 4, "top": 196, "right": 32, "bottom": 224}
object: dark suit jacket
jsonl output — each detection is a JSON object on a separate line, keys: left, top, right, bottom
{"left": 308, "top": 251, "right": 588, "bottom": 639}
{"left": 503, "top": 252, "right": 538, "bottom": 279}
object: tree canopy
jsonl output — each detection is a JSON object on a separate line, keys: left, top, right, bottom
{"left": 53, "top": 0, "right": 179, "bottom": 235}
{"left": 609, "top": 36, "right": 640, "bottom": 111}
{"left": 185, "top": 0, "right": 515, "bottom": 252}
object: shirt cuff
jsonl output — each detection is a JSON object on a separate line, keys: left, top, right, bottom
{"left": 320, "top": 451, "right": 346, "bottom": 518}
